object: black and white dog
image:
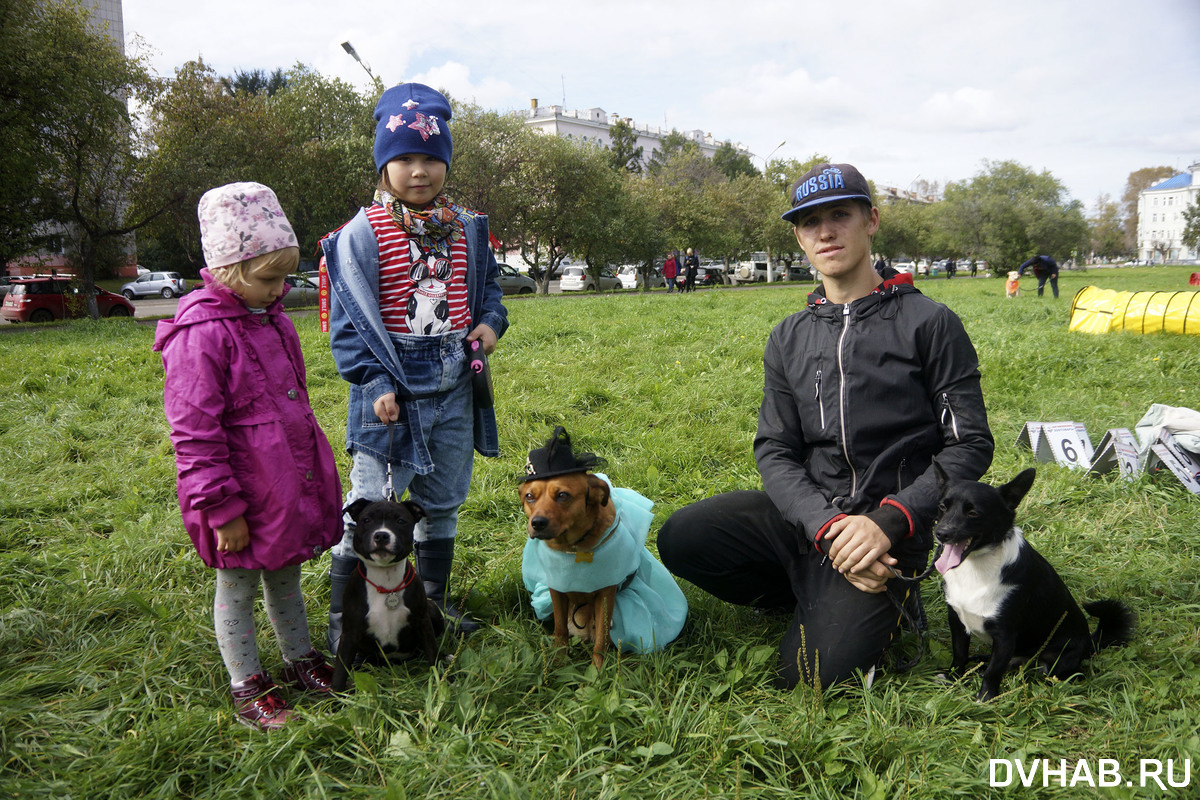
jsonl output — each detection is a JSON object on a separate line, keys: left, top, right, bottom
{"left": 331, "top": 498, "right": 444, "bottom": 692}
{"left": 932, "top": 465, "right": 1134, "bottom": 700}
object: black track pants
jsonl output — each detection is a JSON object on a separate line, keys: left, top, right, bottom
{"left": 658, "top": 490, "right": 915, "bottom": 690}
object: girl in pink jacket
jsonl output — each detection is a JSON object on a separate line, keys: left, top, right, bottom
{"left": 154, "top": 182, "right": 343, "bottom": 730}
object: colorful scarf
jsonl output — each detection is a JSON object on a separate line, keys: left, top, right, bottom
{"left": 374, "top": 189, "right": 463, "bottom": 254}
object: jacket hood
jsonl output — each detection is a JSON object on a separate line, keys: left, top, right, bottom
{"left": 152, "top": 269, "right": 288, "bottom": 352}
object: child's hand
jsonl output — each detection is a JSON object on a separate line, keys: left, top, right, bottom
{"left": 216, "top": 516, "right": 250, "bottom": 553}
{"left": 373, "top": 392, "right": 400, "bottom": 423}
{"left": 467, "top": 324, "right": 498, "bottom": 355}
{"left": 824, "top": 515, "right": 897, "bottom": 577}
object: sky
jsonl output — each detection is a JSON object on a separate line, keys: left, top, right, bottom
{"left": 121, "top": 0, "right": 1200, "bottom": 212}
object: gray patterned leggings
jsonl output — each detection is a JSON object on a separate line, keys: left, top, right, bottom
{"left": 213, "top": 565, "right": 314, "bottom": 685}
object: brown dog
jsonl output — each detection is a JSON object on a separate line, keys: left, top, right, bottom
{"left": 520, "top": 471, "right": 619, "bottom": 669}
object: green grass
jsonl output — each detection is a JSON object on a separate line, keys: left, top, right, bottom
{"left": 2, "top": 267, "right": 1199, "bottom": 798}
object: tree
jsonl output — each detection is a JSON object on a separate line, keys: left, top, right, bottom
{"left": 1122, "top": 166, "right": 1175, "bottom": 249}
{"left": 0, "top": 0, "right": 66, "bottom": 266}
{"left": 1182, "top": 196, "right": 1200, "bottom": 252}
{"left": 938, "top": 160, "right": 1086, "bottom": 273}
{"left": 221, "top": 68, "right": 288, "bottom": 97}
{"left": 1088, "top": 194, "right": 1128, "bottom": 261}
{"left": 645, "top": 130, "right": 700, "bottom": 174}
{"left": 136, "top": 62, "right": 376, "bottom": 270}
{"left": 606, "top": 118, "right": 644, "bottom": 174}
{"left": 448, "top": 103, "right": 542, "bottom": 250}
{"left": 5, "top": 0, "right": 171, "bottom": 317}
{"left": 509, "top": 136, "right": 612, "bottom": 293}
{"left": 712, "top": 142, "right": 759, "bottom": 181}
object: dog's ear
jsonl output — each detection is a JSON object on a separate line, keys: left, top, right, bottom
{"left": 403, "top": 500, "right": 426, "bottom": 522}
{"left": 933, "top": 461, "right": 950, "bottom": 495}
{"left": 344, "top": 497, "right": 372, "bottom": 523}
{"left": 586, "top": 474, "right": 611, "bottom": 508}
{"left": 999, "top": 468, "right": 1036, "bottom": 511}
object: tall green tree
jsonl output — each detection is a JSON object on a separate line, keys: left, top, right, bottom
{"left": 448, "top": 103, "right": 542, "bottom": 249}
{"left": 1088, "top": 194, "right": 1129, "bottom": 261}
{"left": 645, "top": 130, "right": 700, "bottom": 174}
{"left": 712, "top": 142, "right": 759, "bottom": 181}
{"left": 1, "top": 0, "right": 166, "bottom": 307}
{"left": 938, "top": 160, "right": 1086, "bottom": 273}
{"left": 221, "top": 68, "right": 288, "bottom": 97}
{"left": 606, "top": 118, "right": 644, "bottom": 174}
{"left": 1182, "top": 196, "right": 1200, "bottom": 252}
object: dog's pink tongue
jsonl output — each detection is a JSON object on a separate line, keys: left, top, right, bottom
{"left": 935, "top": 542, "right": 967, "bottom": 574}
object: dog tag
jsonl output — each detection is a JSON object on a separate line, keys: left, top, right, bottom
{"left": 385, "top": 593, "right": 402, "bottom": 609}
{"left": 574, "top": 551, "right": 593, "bottom": 564}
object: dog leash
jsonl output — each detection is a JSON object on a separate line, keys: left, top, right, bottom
{"left": 882, "top": 543, "right": 944, "bottom": 673}
{"left": 383, "top": 420, "right": 398, "bottom": 502}
{"left": 888, "top": 542, "right": 944, "bottom": 583}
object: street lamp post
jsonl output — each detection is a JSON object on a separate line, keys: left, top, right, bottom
{"left": 340, "top": 40, "right": 385, "bottom": 94}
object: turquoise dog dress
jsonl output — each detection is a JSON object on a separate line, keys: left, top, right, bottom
{"left": 521, "top": 474, "right": 688, "bottom": 653}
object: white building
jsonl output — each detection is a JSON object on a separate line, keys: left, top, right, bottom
{"left": 520, "top": 99, "right": 733, "bottom": 163}
{"left": 1137, "top": 162, "right": 1200, "bottom": 263}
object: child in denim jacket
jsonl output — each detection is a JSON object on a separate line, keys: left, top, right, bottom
{"left": 320, "top": 83, "right": 508, "bottom": 649}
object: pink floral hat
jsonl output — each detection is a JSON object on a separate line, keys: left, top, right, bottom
{"left": 198, "top": 182, "right": 298, "bottom": 269}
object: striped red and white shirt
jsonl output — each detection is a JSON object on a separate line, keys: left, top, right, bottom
{"left": 365, "top": 204, "right": 470, "bottom": 336}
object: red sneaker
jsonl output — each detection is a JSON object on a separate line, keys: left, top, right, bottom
{"left": 279, "top": 649, "right": 334, "bottom": 694}
{"left": 231, "top": 673, "right": 292, "bottom": 730}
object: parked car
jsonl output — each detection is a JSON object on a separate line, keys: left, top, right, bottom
{"left": 891, "top": 261, "right": 916, "bottom": 275}
{"left": 2, "top": 277, "right": 134, "bottom": 323}
{"left": 785, "top": 264, "right": 814, "bottom": 281}
{"left": 280, "top": 274, "right": 320, "bottom": 308}
{"left": 497, "top": 263, "right": 536, "bottom": 295}
{"left": 694, "top": 265, "right": 724, "bottom": 287}
{"left": 617, "top": 265, "right": 665, "bottom": 290}
{"left": 560, "top": 266, "right": 621, "bottom": 292}
{"left": 120, "top": 271, "right": 188, "bottom": 299}
{"left": 730, "top": 252, "right": 769, "bottom": 284}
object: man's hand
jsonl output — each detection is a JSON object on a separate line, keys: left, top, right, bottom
{"left": 823, "top": 514, "right": 898, "bottom": 593}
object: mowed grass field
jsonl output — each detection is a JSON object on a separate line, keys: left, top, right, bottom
{"left": 1, "top": 267, "right": 1198, "bottom": 799}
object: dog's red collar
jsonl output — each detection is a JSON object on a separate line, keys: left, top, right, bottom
{"left": 358, "top": 560, "right": 415, "bottom": 595}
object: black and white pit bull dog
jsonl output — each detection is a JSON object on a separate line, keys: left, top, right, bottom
{"left": 933, "top": 464, "right": 1134, "bottom": 701}
{"left": 331, "top": 498, "right": 444, "bottom": 691}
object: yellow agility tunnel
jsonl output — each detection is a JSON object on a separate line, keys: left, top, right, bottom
{"left": 1069, "top": 286, "right": 1200, "bottom": 335}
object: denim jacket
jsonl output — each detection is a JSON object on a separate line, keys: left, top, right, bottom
{"left": 321, "top": 206, "right": 509, "bottom": 473}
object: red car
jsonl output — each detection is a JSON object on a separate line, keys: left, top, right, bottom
{"left": 1, "top": 277, "right": 135, "bottom": 323}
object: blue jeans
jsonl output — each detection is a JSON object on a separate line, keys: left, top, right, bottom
{"left": 335, "top": 331, "right": 475, "bottom": 556}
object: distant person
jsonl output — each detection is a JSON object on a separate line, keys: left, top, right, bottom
{"left": 946, "top": 258, "right": 956, "bottom": 279}
{"left": 1018, "top": 254, "right": 1060, "bottom": 298}
{"left": 155, "top": 182, "right": 344, "bottom": 730}
{"left": 969, "top": 259, "right": 977, "bottom": 278}
{"left": 683, "top": 247, "right": 700, "bottom": 293}
{"left": 657, "top": 162, "right": 993, "bottom": 691}
{"left": 663, "top": 250, "right": 678, "bottom": 293}
{"left": 320, "top": 83, "right": 510, "bottom": 648}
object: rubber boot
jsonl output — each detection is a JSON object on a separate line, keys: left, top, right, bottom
{"left": 414, "top": 538, "right": 480, "bottom": 636}
{"left": 325, "top": 552, "right": 359, "bottom": 655}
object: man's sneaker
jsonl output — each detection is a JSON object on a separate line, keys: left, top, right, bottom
{"left": 279, "top": 649, "right": 334, "bottom": 694}
{"left": 231, "top": 673, "right": 292, "bottom": 730}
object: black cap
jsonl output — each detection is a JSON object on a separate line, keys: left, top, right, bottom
{"left": 781, "top": 163, "right": 873, "bottom": 224}
{"left": 520, "top": 426, "right": 606, "bottom": 482}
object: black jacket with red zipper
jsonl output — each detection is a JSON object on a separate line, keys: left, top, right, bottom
{"left": 754, "top": 272, "right": 993, "bottom": 567}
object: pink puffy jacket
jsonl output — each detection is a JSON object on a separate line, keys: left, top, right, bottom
{"left": 154, "top": 273, "right": 342, "bottom": 570}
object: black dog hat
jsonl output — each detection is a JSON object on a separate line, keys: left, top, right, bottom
{"left": 520, "top": 426, "right": 606, "bottom": 483}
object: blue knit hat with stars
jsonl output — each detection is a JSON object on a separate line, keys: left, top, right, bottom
{"left": 373, "top": 82, "right": 453, "bottom": 173}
